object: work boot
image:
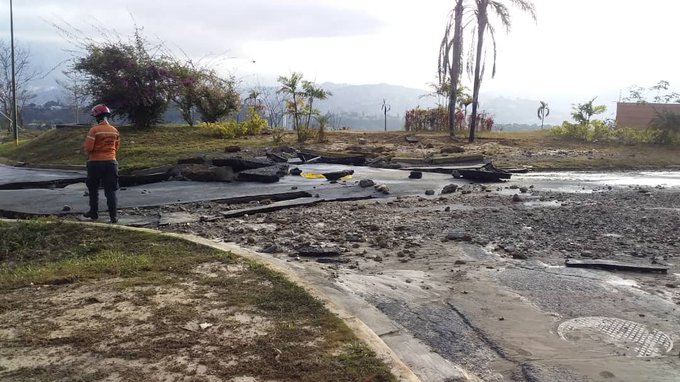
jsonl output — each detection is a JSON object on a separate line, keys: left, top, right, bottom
{"left": 83, "top": 211, "right": 98, "bottom": 220}
{"left": 109, "top": 213, "right": 118, "bottom": 224}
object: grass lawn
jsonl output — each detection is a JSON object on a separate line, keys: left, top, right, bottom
{"left": 1, "top": 125, "right": 679, "bottom": 172}
{"left": 0, "top": 219, "right": 395, "bottom": 381}
{"left": 0, "top": 125, "right": 276, "bottom": 172}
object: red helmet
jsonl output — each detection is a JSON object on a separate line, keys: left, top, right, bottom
{"left": 90, "top": 104, "right": 111, "bottom": 117}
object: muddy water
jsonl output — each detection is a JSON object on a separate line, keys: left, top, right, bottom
{"left": 513, "top": 171, "right": 680, "bottom": 192}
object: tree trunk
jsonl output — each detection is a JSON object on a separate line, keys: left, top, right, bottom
{"left": 469, "top": 1, "right": 487, "bottom": 143}
{"left": 447, "top": 0, "right": 464, "bottom": 138}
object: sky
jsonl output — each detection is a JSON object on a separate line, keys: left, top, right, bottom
{"left": 1, "top": 0, "right": 679, "bottom": 110}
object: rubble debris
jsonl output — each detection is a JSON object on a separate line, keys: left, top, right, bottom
{"left": 359, "top": 179, "right": 375, "bottom": 188}
{"left": 237, "top": 165, "right": 290, "bottom": 183}
{"left": 298, "top": 246, "right": 342, "bottom": 257}
{"left": 298, "top": 150, "right": 366, "bottom": 166}
{"left": 441, "top": 184, "right": 459, "bottom": 194}
{"left": 565, "top": 259, "right": 669, "bottom": 273}
{"left": 322, "top": 169, "right": 354, "bottom": 182}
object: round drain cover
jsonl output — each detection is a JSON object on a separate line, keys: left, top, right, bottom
{"left": 557, "top": 316, "right": 673, "bottom": 357}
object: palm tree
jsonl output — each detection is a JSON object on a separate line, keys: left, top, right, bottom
{"left": 302, "top": 81, "right": 332, "bottom": 131}
{"left": 277, "top": 72, "right": 304, "bottom": 130}
{"left": 537, "top": 101, "right": 549, "bottom": 129}
{"left": 468, "top": 0, "right": 536, "bottom": 142}
{"left": 438, "top": 0, "right": 465, "bottom": 137}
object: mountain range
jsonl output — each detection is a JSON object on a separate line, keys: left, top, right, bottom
{"left": 28, "top": 82, "right": 591, "bottom": 130}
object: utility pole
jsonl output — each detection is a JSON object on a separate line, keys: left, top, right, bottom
{"left": 381, "top": 99, "right": 391, "bottom": 132}
{"left": 10, "top": 0, "right": 19, "bottom": 144}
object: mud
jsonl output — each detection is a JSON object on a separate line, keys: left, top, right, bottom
{"left": 146, "top": 180, "right": 680, "bottom": 381}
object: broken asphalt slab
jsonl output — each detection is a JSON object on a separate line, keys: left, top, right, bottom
{"left": 0, "top": 164, "right": 467, "bottom": 216}
{"left": 0, "top": 164, "right": 86, "bottom": 190}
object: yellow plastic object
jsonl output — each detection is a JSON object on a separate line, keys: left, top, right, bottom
{"left": 301, "top": 172, "right": 326, "bottom": 179}
{"left": 301, "top": 172, "right": 353, "bottom": 180}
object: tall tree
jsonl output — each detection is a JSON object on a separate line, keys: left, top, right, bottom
{"left": 277, "top": 72, "right": 304, "bottom": 131}
{"left": 468, "top": 0, "right": 536, "bottom": 142}
{"left": 537, "top": 100, "right": 549, "bottom": 129}
{"left": 571, "top": 97, "right": 606, "bottom": 127}
{"left": 56, "top": 60, "right": 90, "bottom": 124}
{"left": 438, "top": 0, "right": 465, "bottom": 137}
{"left": 302, "top": 80, "right": 331, "bottom": 131}
{"left": 0, "top": 41, "right": 39, "bottom": 132}
{"left": 74, "top": 29, "right": 177, "bottom": 128}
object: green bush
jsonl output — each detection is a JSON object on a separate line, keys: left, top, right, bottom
{"left": 199, "top": 109, "right": 266, "bottom": 140}
{"left": 243, "top": 107, "right": 267, "bottom": 135}
{"left": 199, "top": 121, "right": 239, "bottom": 139}
{"left": 550, "top": 121, "right": 589, "bottom": 141}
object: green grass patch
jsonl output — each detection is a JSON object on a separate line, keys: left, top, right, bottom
{"left": 0, "top": 219, "right": 233, "bottom": 289}
{"left": 0, "top": 124, "right": 278, "bottom": 172}
{"left": 0, "top": 220, "right": 396, "bottom": 381}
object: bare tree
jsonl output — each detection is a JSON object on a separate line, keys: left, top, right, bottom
{"left": 56, "top": 60, "right": 90, "bottom": 124}
{"left": 0, "top": 40, "right": 39, "bottom": 132}
{"left": 258, "top": 86, "right": 286, "bottom": 127}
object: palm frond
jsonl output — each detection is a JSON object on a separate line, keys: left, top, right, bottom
{"left": 489, "top": 1, "right": 512, "bottom": 32}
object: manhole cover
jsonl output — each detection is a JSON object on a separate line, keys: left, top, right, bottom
{"left": 557, "top": 316, "right": 674, "bottom": 357}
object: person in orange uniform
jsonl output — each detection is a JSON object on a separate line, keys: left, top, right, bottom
{"left": 83, "top": 104, "right": 120, "bottom": 223}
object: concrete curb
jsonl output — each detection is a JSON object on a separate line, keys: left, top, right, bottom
{"left": 1, "top": 219, "right": 422, "bottom": 381}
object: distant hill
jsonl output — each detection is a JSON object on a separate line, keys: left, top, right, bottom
{"left": 23, "top": 82, "right": 578, "bottom": 131}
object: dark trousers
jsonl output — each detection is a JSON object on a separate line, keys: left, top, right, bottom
{"left": 86, "top": 160, "right": 118, "bottom": 218}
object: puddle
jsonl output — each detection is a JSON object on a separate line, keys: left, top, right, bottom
{"left": 512, "top": 171, "right": 680, "bottom": 193}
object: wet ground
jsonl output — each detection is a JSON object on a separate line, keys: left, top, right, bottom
{"left": 2, "top": 164, "right": 680, "bottom": 381}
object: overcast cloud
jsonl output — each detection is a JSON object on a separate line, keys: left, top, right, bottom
{"left": 1, "top": 0, "right": 679, "bottom": 107}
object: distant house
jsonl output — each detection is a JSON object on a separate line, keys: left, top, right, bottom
{"left": 616, "top": 102, "right": 680, "bottom": 129}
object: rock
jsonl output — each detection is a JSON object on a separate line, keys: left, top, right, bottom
{"left": 224, "top": 145, "right": 241, "bottom": 153}
{"left": 177, "top": 164, "right": 231, "bottom": 182}
{"left": 358, "top": 138, "right": 367, "bottom": 144}
{"left": 512, "top": 194, "right": 522, "bottom": 202}
{"left": 444, "top": 206, "right": 451, "bottom": 212}
{"left": 373, "top": 255, "right": 383, "bottom": 262}
{"left": 425, "top": 190, "right": 435, "bottom": 196}
{"left": 446, "top": 230, "right": 472, "bottom": 241}
{"left": 454, "top": 260, "right": 467, "bottom": 265}
{"left": 261, "top": 243, "right": 279, "bottom": 254}
{"left": 504, "top": 244, "right": 517, "bottom": 253}
{"left": 425, "top": 143, "right": 434, "bottom": 149}
{"left": 512, "top": 253, "right": 528, "bottom": 260}
{"left": 238, "top": 164, "right": 289, "bottom": 183}
{"left": 375, "top": 184, "right": 390, "bottom": 194}
{"left": 298, "top": 246, "right": 342, "bottom": 257}
{"left": 322, "top": 169, "right": 354, "bottom": 182}
{"left": 409, "top": 171, "right": 423, "bottom": 179}
{"left": 441, "top": 184, "right": 459, "bottom": 194}
{"left": 359, "top": 179, "right": 376, "bottom": 188}
{"left": 405, "top": 136, "right": 419, "bottom": 144}
{"left": 290, "top": 167, "right": 303, "bottom": 176}
{"left": 62, "top": 205, "right": 71, "bottom": 212}
{"left": 441, "top": 146, "right": 466, "bottom": 154}
{"left": 519, "top": 187, "right": 529, "bottom": 193}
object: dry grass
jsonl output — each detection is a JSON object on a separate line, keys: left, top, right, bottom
{"left": 0, "top": 219, "right": 395, "bottom": 381}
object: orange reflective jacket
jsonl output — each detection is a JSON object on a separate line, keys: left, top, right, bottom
{"left": 83, "top": 121, "right": 120, "bottom": 161}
